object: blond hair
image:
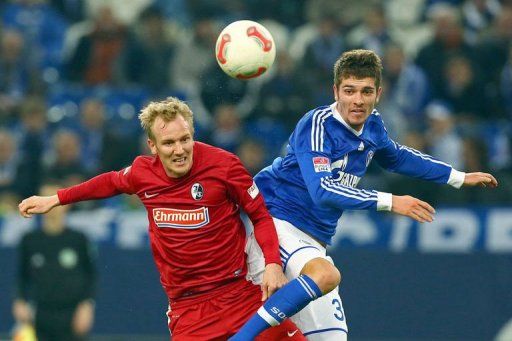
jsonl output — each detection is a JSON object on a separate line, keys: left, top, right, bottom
{"left": 333, "top": 49, "right": 383, "bottom": 88}
{"left": 139, "top": 97, "right": 194, "bottom": 140}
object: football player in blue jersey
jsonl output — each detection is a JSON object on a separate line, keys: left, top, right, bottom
{"left": 230, "top": 49, "right": 498, "bottom": 340}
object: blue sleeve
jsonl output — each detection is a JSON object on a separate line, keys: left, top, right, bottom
{"left": 292, "top": 110, "right": 378, "bottom": 211}
{"left": 374, "top": 122, "right": 452, "bottom": 184}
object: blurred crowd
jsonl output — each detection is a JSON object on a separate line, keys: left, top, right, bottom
{"left": 0, "top": 0, "right": 511, "bottom": 213}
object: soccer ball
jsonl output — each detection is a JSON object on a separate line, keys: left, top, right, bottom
{"left": 215, "top": 20, "right": 276, "bottom": 79}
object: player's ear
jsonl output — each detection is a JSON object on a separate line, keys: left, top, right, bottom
{"left": 147, "top": 138, "right": 157, "bottom": 155}
{"left": 376, "top": 86, "right": 383, "bottom": 103}
{"left": 333, "top": 84, "right": 338, "bottom": 101}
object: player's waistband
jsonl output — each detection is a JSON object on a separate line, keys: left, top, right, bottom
{"left": 169, "top": 277, "right": 257, "bottom": 309}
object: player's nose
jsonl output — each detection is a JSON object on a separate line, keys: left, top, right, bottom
{"left": 353, "top": 91, "right": 364, "bottom": 105}
{"left": 173, "top": 142, "right": 184, "bottom": 154}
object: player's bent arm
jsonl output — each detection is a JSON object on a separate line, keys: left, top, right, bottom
{"left": 296, "top": 152, "right": 436, "bottom": 224}
{"left": 298, "top": 152, "right": 380, "bottom": 211}
{"left": 223, "top": 155, "right": 286, "bottom": 297}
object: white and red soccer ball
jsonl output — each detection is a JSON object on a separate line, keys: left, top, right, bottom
{"left": 215, "top": 20, "right": 276, "bottom": 79}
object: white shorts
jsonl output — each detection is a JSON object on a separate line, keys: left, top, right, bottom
{"left": 246, "top": 217, "right": 348, "bottom": 341}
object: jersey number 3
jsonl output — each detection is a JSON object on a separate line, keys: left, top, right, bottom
{"left": 332, "top": 298, "right": 345, "bottom": 321}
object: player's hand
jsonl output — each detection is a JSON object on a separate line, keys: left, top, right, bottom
{"left": 12, "top": 299, "right": 33, "bottom": 324}
{"left": 72, "top": 300, "right": 95, "bottom": 336}
{"left": 18, "top": 195, "right": 60, "bottom": 218}
{"left": 463, "top": 172, "right": 498, "bottom": 188}
{"left": 391, "top": 195, "right": 435, "bottom": 223}
{"left": 261, "top": 263, "right": 288, "bottom": 301}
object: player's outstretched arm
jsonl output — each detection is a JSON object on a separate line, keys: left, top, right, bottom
{"left": 18, "top": 195, "right": 60, "bottom": 218}
{"left": 463, "top": 172, "right": 498, "bottom": 188}
{"left": 261, "top": 263, "right": 288, "bottom": 301}
{"left": 391, "top": 195, "right": 436, "bottom": 223}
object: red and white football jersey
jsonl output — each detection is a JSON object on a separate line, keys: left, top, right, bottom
{"left": 58, "top": 142, "right": 280, "bottom": 301}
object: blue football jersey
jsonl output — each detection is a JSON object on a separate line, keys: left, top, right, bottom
{"left": 255, "top": 103, "right": 458, "bottom": 244}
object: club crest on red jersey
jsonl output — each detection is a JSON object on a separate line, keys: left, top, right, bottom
{"left": 190, "top": 183, "right": 204, "bottom": 200}
{"left": 153, "top": 207, "right": 209, "bottom": 229}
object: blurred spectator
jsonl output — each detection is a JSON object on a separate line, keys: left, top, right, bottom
{"left": 207, "top": 103, "right": 243, "bottom": 153}
{"left": 424, "top": 101, "right": 464, "bottom": 169}
{"left": 171, "top": 16, "right": 218, "bottom": 93}
{"left": 346, "top": 4, "right": 392, "bottom": 56}
{"left": 500, "top": 43, "right": 512, "bottom": 117}
{"left": 77, "top": 98, "right": 105, "bottom": 174}
{"left": 301, "top": 14, "right": 348, "bottom": 106}
{"left": 74, "top": 97, "right": 137, "bottom": 173}
{"left": 305, "top": 0, "right": 380, "bottom": 29}
{"left": 215, "top": 0, "right": 251, "bottom": 24}
{"left": 247, "top": 0, "right": 305, "bottom": 29}
{"left": 199, "top": 62, "right": 262, "bottom": 123}
{"left": 0, "top": 129, "right": 21, "bottom": 210}
{"left": 462, "top": 135, "right": 490, "bottom": 172}
{"left": 380, "top": 41, "right": 430, "bottom": 133}
{"left": 49, "top": 0, "right": 85, "bottom": 23}
{"left": 170, "top": 15, "right": 219, "bottom": 129}
{"left": 475, "top": 6, "right": 512, "bottom": 115}
{"left": 15, "top": 97, "right": 49, "bottom": 198}
{"left": 0, "top": 30, "right": 30, "bottom": 121}
{"left": 461, "top": 0, "right": 501, "bottom": 43}
{"left": 251, "top": 50, "right": 310, "bottom": 130}
{"left": 44, "top": 130, "right": 86, "bottom": 186}
{"left": 442, "top": 54, "right": 488, "bottom": 120}
{"left": 13, "top": 182, "right": 96, "bottom": 341}
{"left": 1, "top": 0, "right": 68, "bottom": 73}
{"left": 121, "top": 4, "right": 180, "bottom": 96}
{"left": 85, "top": 0, "right": 153, "bottom": 26}
{"left": 236, "top": 138, "right": 266, "bottom": 176}
{"left": 415, "top": 3, "right": 476, "bottom": 99}
{"left": 65, "top": 5, "right": 127, "bottom": 85}
{"left": 153, "top": 0, "right": 191, "bottom": 27}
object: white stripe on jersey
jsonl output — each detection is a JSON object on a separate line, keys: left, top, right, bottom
{"left": 393, "top": 141, "right": 451, "bottom": 167}
{"left": 311, "top": 108, "right": 332, "bottom": 152}
{"left": 322, "top": 178, "right": 376, "bottom": 197}
{"left": 321, "top": 178, "right": 378, "bottom": 202}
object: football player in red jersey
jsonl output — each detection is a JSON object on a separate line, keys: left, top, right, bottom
{"left": 18, "top": 97, "right": 305, "bottom": 340}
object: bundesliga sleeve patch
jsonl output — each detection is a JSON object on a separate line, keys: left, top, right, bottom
{"left": 313, "top": 157, "right": 330, "bottom": 173}
{"left": 247, "top": 181, "right": 259, "bottom": 199}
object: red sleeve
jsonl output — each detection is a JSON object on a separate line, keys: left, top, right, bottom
{"left": 57, "top": 166, "right": 136, "bottom": 205}
{"left": 226, "top": 156, "right": 281, "bottom": 266}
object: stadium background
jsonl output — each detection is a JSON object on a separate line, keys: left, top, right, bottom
{"left": 0, "top": 0, "right": 512, "bottom": 340}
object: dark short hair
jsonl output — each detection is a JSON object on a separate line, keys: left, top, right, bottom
{"left": 333, "top": 49, "right": 383, "bottom": 88}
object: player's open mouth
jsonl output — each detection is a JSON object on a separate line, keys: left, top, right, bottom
{"left": 173, "top": 157, "right": 187, "bottom": 165}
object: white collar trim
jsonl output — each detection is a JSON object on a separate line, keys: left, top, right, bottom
{"left": 330, "top": 102, "right": 364, "bottom": 136}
